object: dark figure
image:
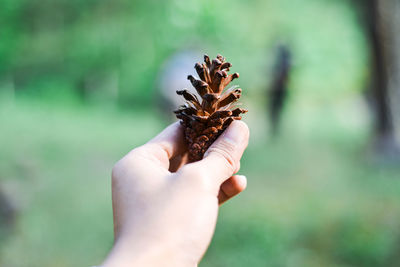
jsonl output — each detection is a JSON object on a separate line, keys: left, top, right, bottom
{"left": 0, "top": 187, "right": 16, "bottom": 244}
{"left": 268, "top": 45, "right": 292, "bottom": 135}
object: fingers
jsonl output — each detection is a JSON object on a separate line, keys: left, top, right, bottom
{"left": 218, "top": 175, "right": 247, "bottom": 205}
{"left": 147, "top": 122, "right": 187, "bottom": 158}
{"left": 190, "top": 120, "right": 249, "bottom": 185}
{"left": 129, "top": 122, "right": 187, "bottom": 169}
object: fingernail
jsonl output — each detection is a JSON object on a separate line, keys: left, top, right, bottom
{"left": 223, "top": 121, "right": 246, "bottom": 144}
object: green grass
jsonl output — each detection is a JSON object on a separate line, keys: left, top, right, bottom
{"left": 0, "top": 100, "right": 163, "bottom": 266}
{"left": 1, "top": 100, "right": 400, "bottom": 267}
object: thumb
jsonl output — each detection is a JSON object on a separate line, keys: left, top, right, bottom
{"left": 189, "top": 120, "right": 249, "bottom": 185}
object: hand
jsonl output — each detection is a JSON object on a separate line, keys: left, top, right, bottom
{"left": 102, "top": 121, "right": 249, "bottom": 267}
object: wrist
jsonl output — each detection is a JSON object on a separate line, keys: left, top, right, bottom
{"left": 102, "top": 237, "right": 196, "bottom": 267}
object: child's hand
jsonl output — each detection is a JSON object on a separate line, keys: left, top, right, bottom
{"left": 102, "top": 121, "right": 249, "bottom": 267}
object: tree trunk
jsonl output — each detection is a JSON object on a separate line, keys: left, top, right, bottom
{"left": 352, "top": 0, "right": 400, "bottom": 160}
{"left": 378, "top": 0, "right": 400, "bottom": 138}
{"left": 374, "top": 0, "right": 400, "bottom": 159}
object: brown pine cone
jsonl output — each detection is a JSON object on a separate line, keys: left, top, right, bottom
{"left": 174, "top": 54, "right": 247, "bottom": 162}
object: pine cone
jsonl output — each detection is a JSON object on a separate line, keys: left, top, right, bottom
{"left": 174, "top": 54, "right": 247, "bottom": 162}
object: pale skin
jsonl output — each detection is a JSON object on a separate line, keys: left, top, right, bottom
{"left": 101, "top": 120, "right": 250, "bottom": 267}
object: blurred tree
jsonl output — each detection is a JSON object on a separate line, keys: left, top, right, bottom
{"left": 378, "top": 1, "right": 400, "bottom": 141}
{"left": 351, "top": 0, "right": 400, "bottom": 160}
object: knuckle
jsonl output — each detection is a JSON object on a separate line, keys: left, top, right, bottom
{"left": 111, "top": 147, "right": 143, "bottom": 178}
{"left": 112, "top": 159, "right": 122, "bottom": 176}
{"left": 111, "top": 157, "right": 141, "bottom": 189}
{"left": 111, "top": 159, "right": 125, "bottom": 182}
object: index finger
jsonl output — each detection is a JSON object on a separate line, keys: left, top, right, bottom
{"left": 142, "top": 122, "right": 187, "bottom": 168}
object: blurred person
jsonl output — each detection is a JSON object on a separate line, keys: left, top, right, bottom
{"left": 98, "top": 120, "right": 249, "bottom": 267}
{"left": 0, "top": 187, "right": 15, "bottom": 240}
{"left": 268, "top": 44, "right": 292, "bottom": 136}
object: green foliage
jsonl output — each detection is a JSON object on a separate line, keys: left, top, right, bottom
{"left": 1, "top": 0, "right": 367, "bottom": 107}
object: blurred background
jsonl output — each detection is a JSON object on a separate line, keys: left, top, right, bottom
{"left": 1, "top": 0, "right": 400, "bottom": 266}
